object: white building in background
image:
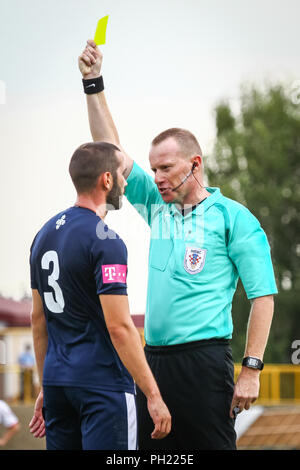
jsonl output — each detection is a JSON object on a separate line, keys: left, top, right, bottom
{"left": 0, "top": 296, "right": 36, "bottom": 400}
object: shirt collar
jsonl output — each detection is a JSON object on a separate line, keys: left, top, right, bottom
{"left": 196, "top": 187, "right": 222, "bottom": 213}
{"left": 170, "top": 187, "right": 222, "bottom": 217}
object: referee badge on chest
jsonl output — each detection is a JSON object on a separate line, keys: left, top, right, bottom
{"left": 184, "top": 246, "right": 207, "bottom": 274}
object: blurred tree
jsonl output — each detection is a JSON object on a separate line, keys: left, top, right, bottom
{"left": 207, "top": 84, "right": 300, "bottom": 363}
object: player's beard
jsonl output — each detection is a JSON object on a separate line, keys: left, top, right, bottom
{"left": 106, "top": 177, "right": 123, "bottom": 211}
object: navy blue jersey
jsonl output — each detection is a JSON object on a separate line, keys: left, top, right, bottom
{"left": 30, "top": 206, "right": 134, "bottom": 394}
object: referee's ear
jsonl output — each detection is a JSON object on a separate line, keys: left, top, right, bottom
{"left": 190, "top": 155, "right": 202, "bottom": 172}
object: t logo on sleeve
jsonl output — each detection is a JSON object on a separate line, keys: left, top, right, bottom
{"left": 102, "top": 264, "right": 127, "bottom": 283}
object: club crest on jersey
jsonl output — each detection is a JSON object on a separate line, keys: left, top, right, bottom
{"left": 56, "top": 214, "right": 66, "bottom": 230}
{"left": 184, "top": 246, "right": 206, "bottom": 274}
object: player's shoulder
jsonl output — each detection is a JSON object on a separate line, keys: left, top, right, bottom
{"left": 31, "top": 206, "right": 126, "bottom": 254}
{"left": 90, "top": 222, "right": 128, "bottom": 268}
{"left": 31, "top": 207, "right": 73, "bottom": 245}
{"left": 93, "top": 220, "right": 126, "bottom": 252}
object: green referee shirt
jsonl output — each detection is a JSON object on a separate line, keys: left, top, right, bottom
{"left": 125, "top": 161, "right": 278, "bottom": 346}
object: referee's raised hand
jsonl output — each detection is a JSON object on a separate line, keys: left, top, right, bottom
{"left": 147, "top": 394, "right": 172, "bottom": 439}
{"left": 78, "top": 39, "right": 102, "bottom": 79}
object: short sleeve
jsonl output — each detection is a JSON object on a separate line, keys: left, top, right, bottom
{"left": 0, "top": 401, "right": 19, "bottom": 428}
{"left": 228, "top": 208, "right": 278, "bottom": 299}
{"left": 92, "top": 226, "right": 128, "bottom": 296}
{"left": 125, "top": 161, "right": 162, "bottom": 226}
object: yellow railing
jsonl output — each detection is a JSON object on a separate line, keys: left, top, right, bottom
{"left": 234, "top": 364, "right": 300, "bottom": 405}
{"left": 1, "top": 361, "right": 300, "bottom": 406}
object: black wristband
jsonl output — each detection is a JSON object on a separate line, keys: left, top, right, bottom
{"left": 82, "top": 76, "right": 104, "bottom": 95}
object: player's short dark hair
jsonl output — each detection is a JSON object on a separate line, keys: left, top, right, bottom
{"left": 151, "top": 128, "right": 202, "bottom": 159}
{"left": 69, "top": 142, "right": 120, "bottom": 194}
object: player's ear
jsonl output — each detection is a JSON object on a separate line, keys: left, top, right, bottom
{"left": 100, "top": 172, "right": 112, "bottom": 190}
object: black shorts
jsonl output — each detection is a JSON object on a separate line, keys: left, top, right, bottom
{"left": 136, "top": 339, "right": 237, "bottom": 450}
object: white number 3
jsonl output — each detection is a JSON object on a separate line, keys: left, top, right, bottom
{"left": 41, "top": 250, "right": 65, "bottom": 313}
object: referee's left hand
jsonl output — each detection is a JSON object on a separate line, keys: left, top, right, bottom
{"left": 230, "top": 367, "right": 260, "bottom": 418}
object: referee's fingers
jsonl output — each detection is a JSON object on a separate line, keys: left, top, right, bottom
{"left": 230, "top": 399, "right": 242, "bottom": 418}
{"left": 83, "top": 48, "right": 96, "bottom": 64}
{"left": 245, "top": 397, "right": 256, "bottom": 410}
{"left": 81, "top": 53, "right": 92, "bottom": 66}
{"left": 86, "top": 46, "right": 98, "bottom": 59}
{"left": 87, "top": 39, "right": 97, "bottom": 48}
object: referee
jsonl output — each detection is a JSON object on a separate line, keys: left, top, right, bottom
{"left": 79, "top": 40, "right": 277, "bottom": 450}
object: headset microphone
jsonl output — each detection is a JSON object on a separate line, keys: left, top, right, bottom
{"left": 171, "top": 162, "right": 197, "bottom": 192}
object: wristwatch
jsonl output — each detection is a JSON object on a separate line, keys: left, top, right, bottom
{"left": 242, "top": 356, "right": 264, "bottom": 370}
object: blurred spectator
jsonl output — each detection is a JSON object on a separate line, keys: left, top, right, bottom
{"left": 0, "top": 400, "right": 20, "bottom": 447}
{"left": 18, "top": 344, "right": 35, "bottom": 401}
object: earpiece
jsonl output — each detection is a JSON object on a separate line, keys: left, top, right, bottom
{"left": 171, "top": 161, "right": 199, "bottom": 192}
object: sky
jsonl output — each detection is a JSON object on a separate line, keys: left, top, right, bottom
{"left": 0, "top": 0, "right": 299, "bottom": 314}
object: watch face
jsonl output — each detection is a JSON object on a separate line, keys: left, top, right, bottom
{"left": 248, "top": 358, "right": 259, "bottom": 367}
{"left": 243, "top": 356, "right": 263, "bottom": 369}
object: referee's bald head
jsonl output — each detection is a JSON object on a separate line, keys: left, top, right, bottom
{"left": 151, "top": 128, "right": 202, "bottom": 160}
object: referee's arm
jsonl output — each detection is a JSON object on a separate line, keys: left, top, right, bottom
{"left": 230, "top": 295, "right": 274, "bottom": 418}
{"left": 79, "top": 40, "right": 134, "bottom": 179}
{"left": 244, "top": 295, "right": 274, "bottom": 363}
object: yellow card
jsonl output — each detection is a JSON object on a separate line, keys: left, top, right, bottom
{"left": 94, "top": 16, "right": 109, "bottom": 45}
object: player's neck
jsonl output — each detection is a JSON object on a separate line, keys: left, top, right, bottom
{"left": 75, "top": 195, "right": 108, "bottom": 219}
